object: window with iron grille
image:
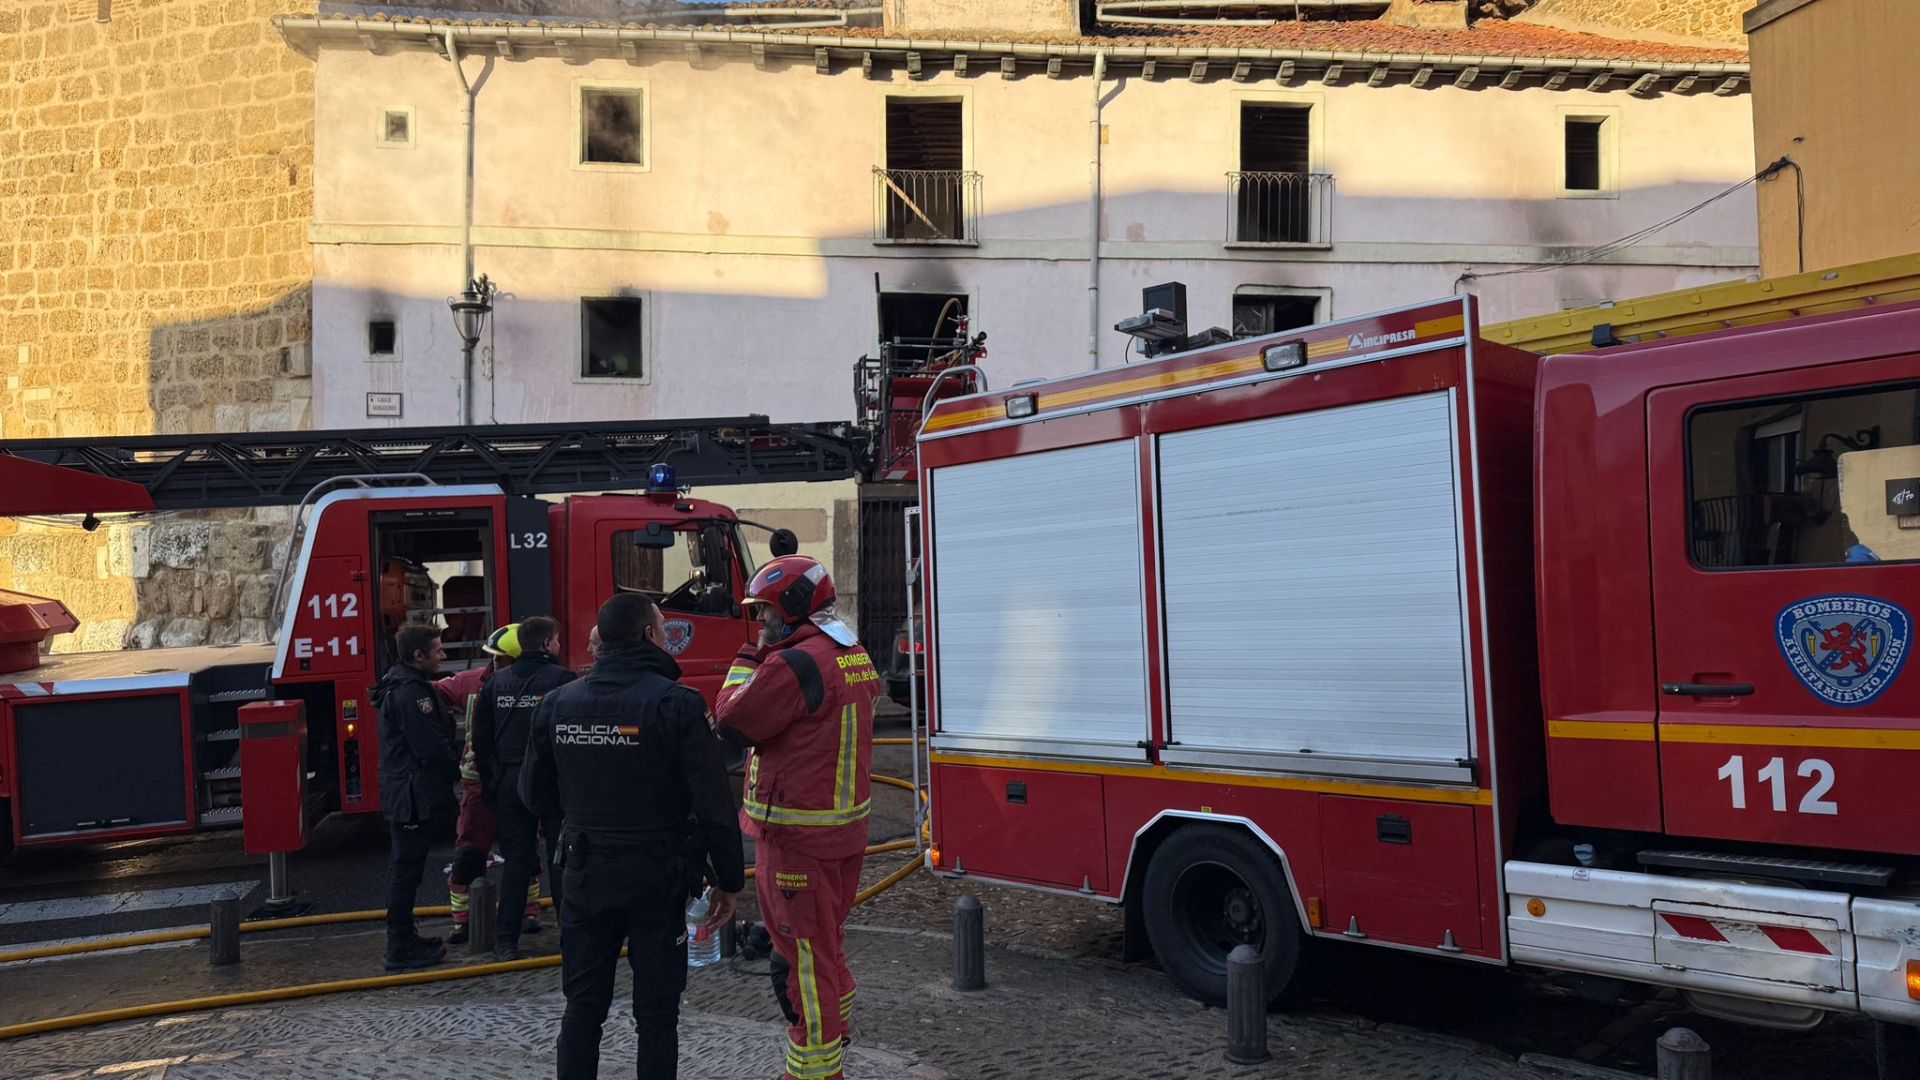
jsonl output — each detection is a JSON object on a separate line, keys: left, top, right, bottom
{"left": 1231, "top": 104, "right": 1327, "bottom": 245}
{"left": 877, "top": 99, "right": 977, "bottom": 242}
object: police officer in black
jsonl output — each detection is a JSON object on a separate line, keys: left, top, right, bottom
{"left": 521, "top": 592, "right": 744, "bottom": 1080}
{"left": 373, "top": 621, "right": 458, "bottom": 972}
{"left": 473, "top": 614, "right": 576, "bottom": 961}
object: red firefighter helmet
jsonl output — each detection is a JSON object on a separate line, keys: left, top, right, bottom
{"left": 743, "top": 555, "right": 836, "bottom": 623}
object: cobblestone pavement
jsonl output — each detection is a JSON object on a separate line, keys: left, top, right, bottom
{"left": 8, "top": 922, "right": 1558, "bottom": 1080}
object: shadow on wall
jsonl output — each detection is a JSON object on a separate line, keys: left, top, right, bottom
{"left": 306, "top": 178, "right": 1757, "bottom": 431}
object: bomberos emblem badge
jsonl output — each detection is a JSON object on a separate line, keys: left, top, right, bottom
{"left": 1776, "top": 594, "right": 1912, "bottom": 708}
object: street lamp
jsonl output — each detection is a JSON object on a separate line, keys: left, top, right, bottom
{"left": 448, "top": 274, "right": 494, "bottom": 425}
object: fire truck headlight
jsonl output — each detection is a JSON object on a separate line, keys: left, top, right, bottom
{"left": 1906, "top": 960, "right": 1920, "bottom": 1000}
{"left": 1263, "top": 342, "right": 1307, "bottom": 372}
{"left": 1005, "top": 394, "right": 1037, "bottom": 420}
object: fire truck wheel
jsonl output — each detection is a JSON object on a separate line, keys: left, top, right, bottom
{"left": 1141, "top": 824, "right": 1308, "bottom": 1008}
{"left": 1875, "top": 1020, "right": 1920, "bottom": 1080}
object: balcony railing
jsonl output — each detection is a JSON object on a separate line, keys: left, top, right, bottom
{"left": 874, "top": 168, "right": 982, "bottom": 244}
{"left": 1226, "top": 171, "right": 1334, "bottom": 246}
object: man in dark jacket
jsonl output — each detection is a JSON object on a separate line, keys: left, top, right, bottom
{"left": 521, "top": 593, "right": 745, "bottom": 1080}
{"left": 473, "top": 614, "right": 575, "bottom": 961}
{"left": 374, "top": 621, "right": 458, "bottom": 972}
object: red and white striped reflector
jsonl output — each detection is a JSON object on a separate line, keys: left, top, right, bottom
{"left": 1660, "top": 912, "right": 1833, "bottom": 955}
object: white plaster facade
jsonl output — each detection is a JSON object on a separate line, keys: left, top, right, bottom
{"left": 291, "top": 21, "right": 1757, "bottom": 432}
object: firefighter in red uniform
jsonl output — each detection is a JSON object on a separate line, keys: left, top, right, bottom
{"left": 715, "top": 554, "right": 879, "bottom": 1080}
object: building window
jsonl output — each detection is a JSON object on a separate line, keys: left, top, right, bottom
{"left": 1231, "top": 291, "right": 1322, "bottom": 338}
{"left": 581, "top": 297, "right": 643, "bottom": 379}
{"left": 368, "top": 318, "right": 397, "bottom": 356}
{"left": 581, "top": 87, "right": 646, "bottom": 166}
{"left": 879, "top": 291, "right": 968, "bottom": 351}
{"left": 1229, "top": 103, "right": 1330, "bottom": 245}
{"left": 378, "top": 109, "right": 413, "bottom": 147}
{"left": 1564, "top": 117, "right": 1605, "bottom": 191}
{"left": 876, "top": 98, "right": 978, "bottom": 243}
{"left": 1687, "top": 383, "right": 1916, "bottom": 568}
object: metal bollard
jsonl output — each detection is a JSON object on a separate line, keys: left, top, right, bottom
{"left": 468, "top": 876, "right": 498, "bottom": 954}
{"left": 952, "top": 894, "right": 985, "bottom": 992}
{"left": 1225, "top": 944, "right": 1270, "bottom": 1064}
{"left": 1656, "top": 1027, "right": 1712, "bottom": 1080}
{"left": 209, "top": 895, "right": 241, "bottom": 967}
{"left": 719, "top": 919, "right": 739, "bottom": 959}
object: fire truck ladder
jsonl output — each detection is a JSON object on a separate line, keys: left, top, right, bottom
{"left": 0, "top": 416, "right": 864, "bottom": 514}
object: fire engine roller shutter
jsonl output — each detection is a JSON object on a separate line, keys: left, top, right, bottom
{"left": 929, "top": 438, "right": 1149, "bottom": 758}
{"left": 1157, "top": 391, "right": 1475, "bottom": 783}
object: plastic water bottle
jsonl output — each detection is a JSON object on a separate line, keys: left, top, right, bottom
{"left": 686, "top": 888, "right": 721, "bottom": 969}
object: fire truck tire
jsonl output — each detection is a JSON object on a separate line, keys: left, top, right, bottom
{"left": 1141, "top": 824, "right": 1308, "bottom": 1008}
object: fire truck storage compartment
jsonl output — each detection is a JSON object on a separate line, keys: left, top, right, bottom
{"left": 1318, "top": 795, "right": 1482, "bottom": 950}
{"left": 11, "top": 691, "right": 189, "bottom": 840}
{"left": 933, "top": 764, "right": 1109, "bottom": 891}
{"left": 928, "top": 438, "right": 1150, "bottom": 759}
{"left": 1158, "top": 392, "right": 1472, "bottom": 779}
{"left": 370, "top": 508, "right": 496, "bottom": 673}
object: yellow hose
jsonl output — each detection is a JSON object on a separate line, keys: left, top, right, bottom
{"left": 0, "top": 847, "right": 930, "bottom": 1042}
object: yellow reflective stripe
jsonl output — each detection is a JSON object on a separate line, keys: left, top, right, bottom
{"left": 785, "top": 1052, "right": 842, "bottom": 1080}
{"left": 742, "top": 797, "right": 871, "bottom": 827}
{"left": 834, "top": 703, "right": 858, "bottom": 812}
{"left": 797, "top": 940, "right": 823, "bottom": 1050}
{"left": 722, "top": 664, "right": 755, "bottom": 689}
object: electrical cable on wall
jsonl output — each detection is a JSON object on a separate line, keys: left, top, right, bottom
{"left": 1455, "top": 158, "right": 1796, "bottom": 291}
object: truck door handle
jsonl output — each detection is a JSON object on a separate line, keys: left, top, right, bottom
{"left": 1662, "top": 682, "right": 1755, "bottom": 697}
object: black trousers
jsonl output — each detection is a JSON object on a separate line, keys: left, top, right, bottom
{"left": 385, "top": 819, "right": 438, "bottom": 946}
{"left": 556, "top": 833, "right": 688, "bottom": 1080}
{"left": 496, "top": 781, "right": 563, "bottom": 947}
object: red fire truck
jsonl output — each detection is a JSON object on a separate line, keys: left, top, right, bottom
{"left": 913, "top": 293, "right": 1920, "bottom": 1045}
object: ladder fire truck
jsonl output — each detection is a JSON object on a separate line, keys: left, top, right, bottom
{"left": 912, "top": 290, "right": 1920, "bottom": 1054}
{"left": 0, "top": 323, "right": 983, "bottom": 857}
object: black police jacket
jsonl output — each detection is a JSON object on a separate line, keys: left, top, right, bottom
{"left": 518, "top": 640, "right": 746, "bottom": 893}
{"left": 472, "top": 652, "right": 576, "bottom": 795}
{"left": 373, "top": 663, "right": 459, "bottom": 825}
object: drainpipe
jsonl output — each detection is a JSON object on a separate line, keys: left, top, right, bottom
{"left": 445, "top": 28, "right": 478, "bottom": 424}
{"left": 1088, "top": 50, "right": 1107, "bottom": 370}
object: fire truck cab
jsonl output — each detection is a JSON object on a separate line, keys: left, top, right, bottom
{"left": 914, "top": 294, "right": 1920, "bottom": 1039}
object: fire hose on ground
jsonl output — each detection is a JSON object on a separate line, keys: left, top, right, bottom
{"left": 0, "top": 767, "right": 932, "bottom": 1042}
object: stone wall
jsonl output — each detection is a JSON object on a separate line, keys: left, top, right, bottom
{"left": 0, "top": 0, "right": 316, "bottom": 653}
{"left": 1516, "top": 0, "right": 1754, "bottom": 43}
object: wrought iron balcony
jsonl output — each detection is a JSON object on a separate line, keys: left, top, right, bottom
{"left": 1226, "top": 171, "right": 1334, "bottom": 246}
{"left": 873, "top": 168, "right": 982, "bottom": 244}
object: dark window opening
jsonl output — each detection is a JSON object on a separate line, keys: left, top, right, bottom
{"left": 1688, "top": 383, "right": 1920, "bottom": 568}
{"left": 879, "top": 291, "right": 968, "bottom": 350}
{"left": 1565, "top": 117, "right": 1605, "bottom": 191}
{"left": 582, "top": 297, "right": 642, "bottom": 379}
{"left": 382, "top": 110, "right": 410, "bottom": 144}
{"left": 368, "top": 318, "right": 396, "bottom": 355}
{"left": 1232, "top": 294, "right": 1321, "bottom": 338}
{"left": 582, "top": 88, "right": 645, "bottom": 165}
{"left": 1236, "top": 104, "right": 1313, "bottom": 243}
{"left": 883, "top": 99, "right": 966, "bottom": 240}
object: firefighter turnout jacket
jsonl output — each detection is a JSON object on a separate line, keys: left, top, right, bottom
{"left": 433, "top": 665, "right": 492, "bottom": 783}
{"left": 373, "top": 663, "right": 460, "bottom": 825}
{"left": 473, "top": 652, "right": 575, "bottom": 795}
{"left": 517, "top": 640, "right": 746, "bottom": 892}
{"left": 715, "top": 622, "right": 881, "bottom": 860}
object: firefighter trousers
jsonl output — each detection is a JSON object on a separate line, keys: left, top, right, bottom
{"left": 555, "top": 832, "right": 688, "bottom": 1080}
{"left": 756, "top": 842, "right": 864, "bottom": 1080}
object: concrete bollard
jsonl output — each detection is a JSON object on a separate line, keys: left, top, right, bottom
{"left": 952, "top": 894, "right": 985, "bottom": 992}
{"left": 209, "top": 895, "right": 241, "bottom": 967}
{"left": 468, "top": 876, "right": 498, "bottom": 954}
{"left": 1656, "top": 1027, "right": 1712, "bottom": 1080}
{"left": 1225, "top": 944, "right": 1270, "bottom": 1064}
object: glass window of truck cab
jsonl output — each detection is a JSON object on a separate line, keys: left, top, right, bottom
{"left": 1688, "top": 381, "right": 1920, "bottom": 569}
{"left": 609, "top": 522, "right": 743, "bottom": 617}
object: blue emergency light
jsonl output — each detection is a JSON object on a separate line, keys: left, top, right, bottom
{"left": 647, "top": 463, "right": 677, "bottom": 493}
